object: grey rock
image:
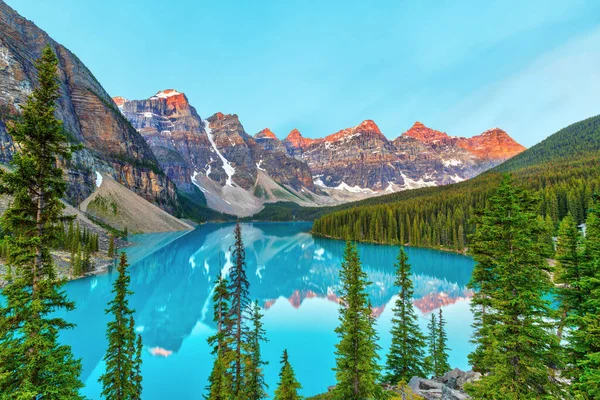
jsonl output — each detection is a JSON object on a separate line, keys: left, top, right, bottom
{"left": 409, "top": 376, "right": 444, "bottom": 391}
{"left": 442, "top": 385, "right": 470, "bottom": 400}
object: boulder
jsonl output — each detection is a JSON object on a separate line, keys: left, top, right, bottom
{"left": 442, "top": 385, "right": 470, "bottom": 400}
{"left": 408, "top": 376, "right": 444, "bottom": 391}
{"left": 456, "top": 371, "right": 482, "bottom": 389}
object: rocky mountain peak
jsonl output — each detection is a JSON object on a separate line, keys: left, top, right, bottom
{"left": 284, "top": 128, "right": 315, "bottom": 148}
{"left": 402, "top": 121, "right": 450, "bottom": 143}
{"left": 324, "top": 119, "right": 384, "bottom": 143}
{"left": 255, "top": 128, "right": 278, "bottom": 140}
{"left": 152, "top": 89, "right": 183, "bottom": 99}
{"left": 457, "top": 127, "right": 526, "bottom": 160}
{"left": 112, "top": 96, "right": 127, "bottom": 109}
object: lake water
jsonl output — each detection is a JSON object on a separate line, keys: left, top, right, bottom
{"left": 57, "top": 222, "right": 475, "bottom": 399}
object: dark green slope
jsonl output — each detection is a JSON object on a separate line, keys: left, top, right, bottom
{"left": 309, "top": 113, "right": 600, "bottom": 249}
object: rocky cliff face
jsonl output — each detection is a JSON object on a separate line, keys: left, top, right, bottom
{"left": 0, "top": 1, "right": 177, "bottom": 209}
{"left": 116, "top": 93, "right": 317, "bottom": 216}
{"left": 284, "top": 120, "right": 526, "bottom": 192}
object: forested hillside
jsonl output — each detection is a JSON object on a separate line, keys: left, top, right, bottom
{"left": 311, "top": 114, "right": 600, "bottom": 250}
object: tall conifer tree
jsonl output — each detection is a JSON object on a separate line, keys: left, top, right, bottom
{"left": 333, "top": 242, "right": 384, "bottom": 400}
{"left": 434, "top": 309, "right": 450, "bottom": 377}
{"left": 228, "top": 223, "right": 251, "bottom": 398}
{"left": 0, "top": 45, "right": 83, "bottom": 398}
{"left": 466, "top": 175, "right": 564, "bottom": 398}
{"left": 99, "top": 252, "right": 142, "bottom": 399}
{"left": 570, "top": 197, "right": 600, "bottom": 397}
{"left": 245, "top": 301, "right": 268, "bottom": 400}
{"left": 206, "top": 275, "right": 233, "bottom": 400}
{"left": 385, "top": 247, "right": 427, "bottom": 383}
{"left": 274, "top": 349, "right": 302, "bottom": 400}
{"left": 425, "top": 313, "right": 438, "bottom": 377}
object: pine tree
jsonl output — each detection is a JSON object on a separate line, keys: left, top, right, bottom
{"left": 72, "top": 242, "right": 82, "bottom": 277}
{"left": 385, "top": 247, "right": 427, "bottom": 384}
{"left": 0, "top": 45, "right": 83, "bottom": 398}
{"left": 99, "top": 252, "right": 140, "bottom": 399}
{"left": 108, "top": 233, "right": 115, "bottom": 258}
{"left": 570, "top": 196, "right": 600, "bottom": 397}
{"left": 333, "top": 241, "right": 384, "bottom": 400}
{"left": 425, "top": 313, "right": 438, "bottom": 377}
{"left": 245, "top": 301, "right": 268, "bottom": 400}
{"left": 274, "top": 349, "right": 303, "bottom": 400}
{"left": 434, "top": 309, "right": 450, "bottom": 377}
{"left": 228, "top": 223, "right": 251, "bottom": 398}
{"left": 206, "top": 275, "right": 233, "bottom": 400}
{"left": 465, "top": 175, "right": 564, "bottom": 398}
{"left": 555, "top": 214, "right": 583, "bottom": 347}
{"left": 132, "top": 332, "right": 143, "bottom": 400}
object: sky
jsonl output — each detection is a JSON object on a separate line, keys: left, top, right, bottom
{"left": 6, "top": 0, "right": 600, "bottom": 147}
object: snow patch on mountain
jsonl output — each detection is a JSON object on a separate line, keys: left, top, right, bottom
{"left": 204, "top": 119, "right": 235, "bottom": 186}
{"left": 95, "top": 171, "right": 103, "bottom": 188}
{"left": 400, "top": 172, "right": 437, "bottom": 189}
{"left": 334, "top": 182, "right": 375, "bottom": 194}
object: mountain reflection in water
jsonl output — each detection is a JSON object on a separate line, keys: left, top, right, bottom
{"left": 57, "top": 222, "right": 475, "bottom": 399}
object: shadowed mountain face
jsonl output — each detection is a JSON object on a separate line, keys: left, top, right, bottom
{"left": 116, "top": 89, "right": 525, "bottom": 216}
{"left": 56, "top": 222, "right": 474, "bottom": 398}
{"left": 116, "top": 93, "right": 317, "bottom": 216}
{"left": 0, "top": 1, "right": 177, "bottom": 209}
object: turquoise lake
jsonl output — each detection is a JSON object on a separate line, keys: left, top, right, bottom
{"left": 57, "top": 222, "right": 476, "bottom": 399}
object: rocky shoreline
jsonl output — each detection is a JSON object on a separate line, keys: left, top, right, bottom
{"left": 308, "top": 368, "right": 481, "bottom": 400}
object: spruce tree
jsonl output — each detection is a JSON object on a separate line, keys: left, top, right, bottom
{"left": 570, "top": 197, "right": 600, "bottom": 397}
{"left": 227, "top": 223, "right": 251, "bottom": 398}
{"left": 555, "top": 214, "right": 583, "bottom": 345}
{"left": 0, "top": 45, "right": 83, "bottom": 398}
{"left": 108, "top": 233, "right": 115, "bottom": 258}
{"left": 206, "top": 275, "right": 233, "bottom": 400}
{"left": 245, "top": 301, "right": 268, "bottom": 400}
{"left": 425, "top": 313, "right": 437, "bottom": 377}
{"left": 99, "top": 252, "right": 140, "bottom": 399}
{"left": 333, "top": 241, "right": 384, "bottom": 400}
{"left": 132, "top": 332, "right": 143, "bottom": 400}
{"left": 434, "top": 309, "right": 450, "bottom": 377}
{"left": 274, "top": 349, "right": 303, "bottom": 400}
{"left": 385, "top": 247, "right": 427, "bottom": 384}
{"left": 466, "top": 175, "right": 564, "bottom": 398}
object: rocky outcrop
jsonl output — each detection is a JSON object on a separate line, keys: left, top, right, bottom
{"left": 283, "top": 120, "right": 525, "bottom": 193}
{"left": 403, "top": 369, "right": 481, "bottom": 399}
{"left": 0, "top": 1, "right": 177, "bottom": 209}
{"left": 116, "top": 93, "right": 317, "bottom": 216}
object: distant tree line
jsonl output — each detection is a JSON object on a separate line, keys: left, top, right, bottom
{"left": 312, "top": 114, "right": 600, "bottom": 250}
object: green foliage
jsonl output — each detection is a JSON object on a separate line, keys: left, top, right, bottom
{"left": 245, "top": 301, "right": 269, "bottom": 400}
{"left": 274, "top": 349, "right": 303, "bottom": 400}
{"left": 108, "top": 233, "right": 115, "bottom": 258}
{"left": 434, "top": 309, "right": 450, "bottom": 377}
{"left": 174, "top": 188, "right": 234, "bottom": 223}
{"left": 312, "top": 114, "right": 600, "bottom": 249}
{"left": 0, "top": 45, "right": 84, "bottom": 398}
{"left": 424, "top": 313, "right": 437, "bottom": 377}
{"left": 227, "top": 223, "right": 252, "bottom": 398}
{"left": 99, "top": 253, "right": 143, "bottom": 399}
{"left": 89, "top": 194, "right": 119, "bottom": 215}
{"left": 332, "top": 242, "right": 384, "bottom": 400}
{"left": 465, "top": 175, "right": 565, "bottom": 398}
{"left": 206, "top": 275, "right": 234, "bottom": 400}
{"left": 568, "top": 197, "right": 600, "bottom": 397}
{"left": 385, "top": 247, "right": 427, "bottom": 383}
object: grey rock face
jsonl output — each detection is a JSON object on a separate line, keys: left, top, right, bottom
{"left": 0, "top": 1, "right": 177, "bottom": 210}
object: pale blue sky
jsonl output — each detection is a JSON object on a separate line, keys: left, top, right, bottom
{"left": 6, "top": 0, "right": 600, "bottom": 146}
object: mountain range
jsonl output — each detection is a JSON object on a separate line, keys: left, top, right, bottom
{"left": 114, "top": 89, "right": 525, "bottom": 216}
{"left": 0, "top": 0, "right": 526, "bottom": 223}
